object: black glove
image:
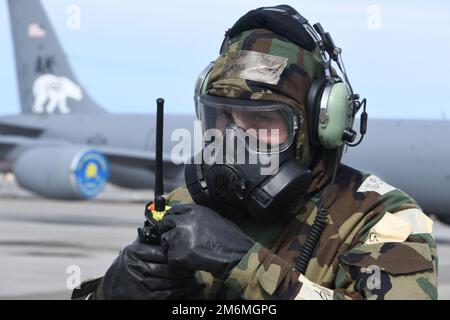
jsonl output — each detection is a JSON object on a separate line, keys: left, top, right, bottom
{"left": 159, "top": 204, "right": 255, "bottom": 279}
{"left": 102, "top": 240, "right": 204, "bottom": 300}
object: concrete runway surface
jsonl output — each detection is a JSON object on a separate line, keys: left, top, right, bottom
{"left": 1, "top": 178, "right": 449, "bottom": 300}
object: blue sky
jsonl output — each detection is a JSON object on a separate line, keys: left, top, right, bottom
{"left": 0, "top": 0, "right": 449, "bottom": 118}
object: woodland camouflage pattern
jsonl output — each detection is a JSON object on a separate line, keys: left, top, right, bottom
{"left": 199, "top": 29, "right": 436, "bottom": 300}
{"left": 72, "top": 29, "right": 437, "bottom": 300}
{"left": 164, "top": 167, "right": 437, "bottom": 300}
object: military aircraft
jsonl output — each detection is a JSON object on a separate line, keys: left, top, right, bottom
{"left": 0, "top": 0, "right": 194, "bottom": 200}
{"left": 342, "top": 119, "right": 450, "bottom": 224}
{"left": 1, "top": 0, "right": 449, "bottom": 225}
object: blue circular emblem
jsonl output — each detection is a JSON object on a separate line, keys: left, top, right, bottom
{"left": 73, "top": 150, "right": 109, "bottom": 198}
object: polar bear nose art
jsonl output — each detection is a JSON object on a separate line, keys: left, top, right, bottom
{"left": 32, "top": 74, "right": 84, "bottom": 114}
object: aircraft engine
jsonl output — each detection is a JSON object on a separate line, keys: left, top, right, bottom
{"left": 14, "top": 146, "right": 109, "bottom": 200}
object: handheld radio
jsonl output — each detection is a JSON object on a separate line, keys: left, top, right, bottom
{"left": 138, "top": 98, "right": 171, "bottom": 244}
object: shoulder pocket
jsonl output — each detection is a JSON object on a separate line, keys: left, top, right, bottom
{"left": 340, "top": 242, "right": 433, "bottom": 275}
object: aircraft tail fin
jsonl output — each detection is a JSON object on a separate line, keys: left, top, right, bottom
{"left": 8, "top": 0, "right": 107, "bottom": 115}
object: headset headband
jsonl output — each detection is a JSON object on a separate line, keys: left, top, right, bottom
{"left": 221, "top": 6, "right": 355, "bottom": 101}
{"left": 220, "top": 5, "right": 316, "bottom": 53}
{"left": 213, "top": 5, "right": 367, "bottom": 148}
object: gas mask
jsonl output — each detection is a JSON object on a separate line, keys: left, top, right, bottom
{"left": 185, "top": 95, "right": 312, "bottom": 223}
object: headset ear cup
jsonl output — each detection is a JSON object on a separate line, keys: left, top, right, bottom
{"left": 317, "top": 82, "right": 352, "bottom": 149}
{"left": 306, "top": 78, "right": 328, "bottom": 148}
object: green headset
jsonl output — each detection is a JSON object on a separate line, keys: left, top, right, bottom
{"left": 193, "top": 12, "right": 367, "bottom": 151}
{"left": 190, "top": 6, "right": 368, "bottom": 276}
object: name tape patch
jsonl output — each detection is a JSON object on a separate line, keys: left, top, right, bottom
{"left": 393, "top": 208, "right": 433, "bottom": 235}
{"left": 295, "top": 274, "right": 334, "bottom": 300}
{"left": 357, "top": 175, "right": 395, "bottom": 196}
{"left": 221, "top": 50, "right": 288, "bottom": 85}
{"left": 363, "top": 212, "right": 412, "bottom": 246}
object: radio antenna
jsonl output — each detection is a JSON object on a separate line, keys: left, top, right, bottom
{"left": 154, "top": 98, "right": 165, "bottom": 211}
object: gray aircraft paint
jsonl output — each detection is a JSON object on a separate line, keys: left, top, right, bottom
{"left": 0, "top": 112, "right": 195, "bottom": 190}
{"left": 1, "top": 0, "right": 193, "bottom": 196}
{"left": 342, "top": 118, "right": 450, "bottom": 218}
{"left": 1, "top": 1, "right": 449, "bottom": 222}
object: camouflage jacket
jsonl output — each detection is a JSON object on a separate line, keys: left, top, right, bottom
{"left": 73, "top": 165, "right": 437, "bottom": 300}
{"left": 165, "top": 165, "right": 437, "bottom": 300}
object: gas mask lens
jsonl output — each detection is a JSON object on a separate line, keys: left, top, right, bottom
{"left": 199, "top": 95, "right": 298, "bottom": 153}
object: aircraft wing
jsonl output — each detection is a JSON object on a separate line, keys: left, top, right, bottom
{"left": 0, "top": 135, "right": 40, "bottom": 148}
{"left": 0, "top": 122, "right": 44, "bottom": 151}
{"left": 0, "top": 122, "right": 43, "bottom": 137}
{"left": 0, "top": 135, "right": 184, "bottom": 196}
{"left": 0, "top": 136, "right": 17, "bottom": 147}
{"left": 0, "top": 135, "right": 183, "bottom": 173}
{"left": 97, "top": 145, "right": 183, "bottom": 172}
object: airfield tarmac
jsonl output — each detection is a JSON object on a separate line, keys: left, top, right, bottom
{"left": 1, "top": 177, "right": 449, "bottom": 300}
